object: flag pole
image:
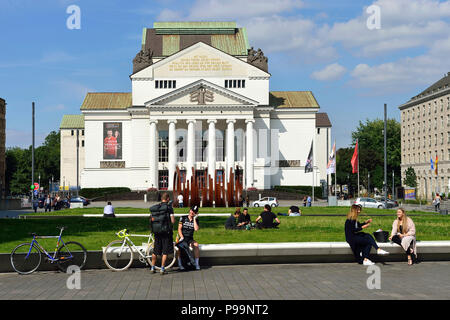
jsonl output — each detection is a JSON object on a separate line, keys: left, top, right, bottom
{"left": 334, "top": 140, "right": 337, "bottom": 197}
{"left": 312, "top": 140, "right": 314, "bottom": 205}
{"left": 357, "top": 139, "right": 360, "bottom": 198}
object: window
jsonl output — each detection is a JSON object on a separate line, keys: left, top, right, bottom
{"left": 158, "top": 131, "right": 168, "bottom": 162}
{"left": 71, "top": 130, "right": 74, "bottom": 136}
{"left": 155, "top": 80, "right": 176, "bottom": 89}
{"left": 82, "top": 130, "right": 84, "bottom": 136}
{"left": 81, "top": 140, "right": 85, "bottom": 147}
{"left": 176, "top": 131, "right": 187, "bottom": 162}
{"left": 225, "top": 79, "right": 246, "bottom": 88}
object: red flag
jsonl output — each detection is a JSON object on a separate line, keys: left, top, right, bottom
{"left": 351, "top": 140, "right": 358, "bottom": 174}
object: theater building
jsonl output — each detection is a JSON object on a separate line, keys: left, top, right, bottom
{"left": 60, "top": 22, "right": 332, "bottom": 191}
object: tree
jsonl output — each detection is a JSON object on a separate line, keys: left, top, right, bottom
{"left": 5, "top": 131, "right": 60, "bottom": 195}
{"left": 403, "top": 167, "right": 417, "bottom": 187}
{"left": 336, "top": 118, "right": 401, "bottom": 195}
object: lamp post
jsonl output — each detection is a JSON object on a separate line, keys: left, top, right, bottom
{"left": 368, "top": 172, "right": 370, "bottom": 196}
{"left": 392, "top": 170, "right": 395, "bottom": 200}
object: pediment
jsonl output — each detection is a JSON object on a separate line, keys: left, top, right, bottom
{"left": 145, "top": 79, "right": 259, "bottom": 106}
{"left": 131, "top": 42, "right": 270, "bottom": 79}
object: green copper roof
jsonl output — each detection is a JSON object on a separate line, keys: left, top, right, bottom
{"left": 143, "top": 22, "right": 249, "bottom": 57}
{"left": 154, "top": 22, "right": 237, "bottom": 34}
{"left": 60, "top": 115, "right": 84, "bottom": 129}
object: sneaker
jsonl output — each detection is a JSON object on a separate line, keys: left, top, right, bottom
{"left": 363, "top": 259, "right": 375, "bottom": 266}
{"left": 195, "top": 265, "right": 200, "bottom": 270}
{"left": 150, "top": 266, "right": 156, "bottom": 274}
{"left": 178, "top": 265, "right": 185, "bottom": 271}
{"left": 160, "top": 268, "right": 166, "bottom": 275}
{"left": 377, "top": 248, "right": 389, "bottom": 255}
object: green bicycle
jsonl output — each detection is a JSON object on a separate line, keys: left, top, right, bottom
{"left": 102, "top": 229, "right": 178, "bottom": 272}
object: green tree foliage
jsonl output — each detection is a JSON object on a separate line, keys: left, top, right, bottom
{"left": 5, "top": 131, "right": 60, "bottom": 195}
{"left": 335, "top": 119, "right": 401, "bottom": 195}
{"left": 403, "top": 167, "right": 417, "bottom": 187}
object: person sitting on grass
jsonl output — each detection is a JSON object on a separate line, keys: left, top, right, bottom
{"left": 344, "top": 204, "right": 389, "bottom": 266}
{"left": 288, "top": 205, "right": 301, "bottom": 216}
{"left": 225, "top": 210, "right": 242, "bottom": 230}
{"left": 255, "top": 204, "right": 281, "bottom": 229}
{"left": 237, "top": 208, "right": 251, "bottom": 228}
{"left": 103, "top": 201, "right": 115, "bottom": 218}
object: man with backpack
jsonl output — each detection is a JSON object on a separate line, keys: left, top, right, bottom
{"left": 177, "top": 205, "right": 200, "bottom": 270}
{"left": 149, "top": 193, "right": 175, "bottom": 275}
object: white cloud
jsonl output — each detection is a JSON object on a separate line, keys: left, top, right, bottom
{"left": 311, "top": 63, "right": 346, "bottom": 81}
{"left": 349, "top": 35, "right": 450, "bottom": 92}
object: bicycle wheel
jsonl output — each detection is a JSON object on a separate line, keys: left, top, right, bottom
{"left": 149, "top": 243, "right": 178, "bottom": 270}
{"left": 10, "top": 243, "right": 42, "bottom": 275}
{"left": 56, "top": 241, "right": 87, "bottom": 272}
{"left": 103, "top": 240, "right": 134, "bottom": 271}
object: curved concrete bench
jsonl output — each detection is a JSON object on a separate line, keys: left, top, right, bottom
{"left": 2, "top": 241, "right": 449, "bottom": 273}
{"left": 102, "top": 241, "right": 450, "bottom": 265}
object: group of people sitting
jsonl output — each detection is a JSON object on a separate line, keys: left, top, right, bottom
{"left": 225, "top": 205, "right": 282, "bottom": 230}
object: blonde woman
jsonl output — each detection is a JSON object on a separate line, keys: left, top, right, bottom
{"left": 389, "top": 208, "right": 417, "bottom": 265}
{"left": 345, "top": 205, "right": 389, "bottom": 266}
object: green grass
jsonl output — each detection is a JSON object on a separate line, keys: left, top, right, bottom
{"left": 24, "top": 206, "right": 436, "bottom": 216}
{"left": 1, "top": 214, "right": 449, "bottom": 253}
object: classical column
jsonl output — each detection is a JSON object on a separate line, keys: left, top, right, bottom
{"left": 186, "top": 119, "right": 196, "bottom": 181}
{"left": 207, "top": 119, "right": 217, "bottom": 180}
{"left": 149, "top": 120, "right": 158, "bottom": 189}
{"left": 168, "top": 120, "right": 177, "bottom": 191}
{"left": 245, "top": 119, "right": 255, "bottom": 189}
{"left": 226, "top": 119, "right": 236, "bottom": 183}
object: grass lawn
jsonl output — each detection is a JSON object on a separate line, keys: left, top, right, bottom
{"left": 23, "top": 206, "right": 436, "bottom": 216}
{"left": 1, "top": 214, "right": 448, "bottom": 253}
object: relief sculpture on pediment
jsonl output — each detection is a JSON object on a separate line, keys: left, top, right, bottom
{"left": 190, "top": 86, "right": 214, "bottom": 104}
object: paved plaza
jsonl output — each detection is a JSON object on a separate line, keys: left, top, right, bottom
{"left": 0, "top": 261, "right": 449, "bottom": 300}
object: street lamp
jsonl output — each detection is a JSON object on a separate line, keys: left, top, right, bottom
{"left": 392, "top": 170, "right": 395, "bottom": 200}
{"left": 368, "top": 172, "right": 370, "bottom": 196}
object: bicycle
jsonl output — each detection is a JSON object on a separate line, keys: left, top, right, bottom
{"left": 103, "top": 229, "right": 178, "bottom": 272}
{"left": 10, "top": 226, "right": 87, "bottom": 275}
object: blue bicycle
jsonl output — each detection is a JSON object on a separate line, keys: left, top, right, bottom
{"left": 10, "top": 226, "right": 87, "bottom": 275}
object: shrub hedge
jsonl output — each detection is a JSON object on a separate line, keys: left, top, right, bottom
{"left": 79, "top": 187, "right": 131, "bottom": 199}
{"left": 273, "top": 185, "right": 323, "bottom": 199}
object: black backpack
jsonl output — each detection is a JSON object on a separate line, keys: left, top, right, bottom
{"left": 149, "top": 202, "right": 172, "bottom": 234}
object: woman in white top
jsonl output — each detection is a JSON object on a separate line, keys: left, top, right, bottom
{"left": 388, "top": 208, "right": 417, "bottom": 265}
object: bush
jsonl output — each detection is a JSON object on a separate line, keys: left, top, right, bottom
{"left": 79, "top": 187, "right": 131, "bottom": 199}
{"left": 273, "top": 186, "right": 323, "bottom": 199}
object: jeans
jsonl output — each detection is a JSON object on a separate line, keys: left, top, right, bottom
{"left": 354, "top": 233, "right": 379, "bottom": 260}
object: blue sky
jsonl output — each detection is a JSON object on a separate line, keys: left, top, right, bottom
{"left": 1, "top": 0, "right": 450, "bottom": 149}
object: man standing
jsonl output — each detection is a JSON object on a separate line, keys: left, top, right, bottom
{"left": 150, "top": 193, "right": 175, "bottom": 275}
{"left": 177, "top": 205, "right": 200, "bottom": 270}
{"left": 103, "top": 201, "right": 115, "bottom": 218}
{"left": 44, "top": 194, "right": 52, "bottom": 213}
{"left": 177, "top": 193, "right": 184, "bottom": 208}
{"left": 255, "top": 204, "right": 281, "bottom": 229}
{"left": 307, "top": 195, "right": 312, "bottom": 207}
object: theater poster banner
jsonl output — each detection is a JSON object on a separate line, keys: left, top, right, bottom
{"left": 103, "top": 122, "right": 122, "bottom": 159}
{"left": 404, "top": 188, "right": 416, "bottom": 200}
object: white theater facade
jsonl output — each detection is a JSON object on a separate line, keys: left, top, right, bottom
{"left": 61, "top": 22, "right": 332, "bottom": 191}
